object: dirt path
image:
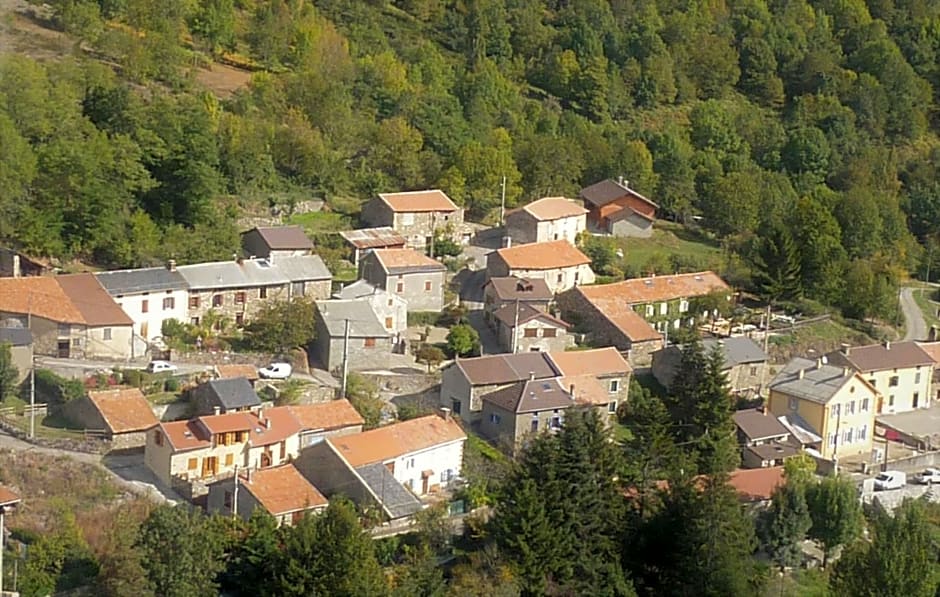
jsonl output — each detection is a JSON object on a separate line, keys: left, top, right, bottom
{"left": 901, "top": 287, "right": 928, "bottom": 341}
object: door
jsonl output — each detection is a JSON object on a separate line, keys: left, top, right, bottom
{"left": 201, "top": 456, "right": 218, "bottom": 478}
{"left": 57, "top": 340, "right": 70, "bottom": 358}
{"left": 140, "top": 322, "right": 148, "bottom": 339}
{"left": 422, "top": 475, "right": 429, "bottom": 494}
{"left": 914, "top": 392, "right": 920, "bottom": 408}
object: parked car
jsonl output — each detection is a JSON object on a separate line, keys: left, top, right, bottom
{"left": 258, "top": 362, "right": 292, "bottom": 379}
{"left": 146, "top": 360, "right": 178, "bottom": 374}
{"left": 914, "top": 468, "right": 940, "bottom": 485}
{"left": 874, "top": 470, "right": 907, "bottom": 490}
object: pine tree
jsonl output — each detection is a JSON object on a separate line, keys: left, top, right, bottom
{"left": 664, "top": 337, "right": 707, "bottom": 433}
{"left": 691, "top": 344, "right": 739, "bottom": 476}
{"left": 622, "top": 382, "right": 684, "bottom": 510}
{"left": 806, "top": 476, "right": 863, "bottom": 568}
{"left": 758, "top": 483, "right": 812, "bottom": 572}
{"left": 221, "top": 509, "right": 280, "bottom": 596}
{"left": 751, "top": 222, "right": 802, "bottom": 303}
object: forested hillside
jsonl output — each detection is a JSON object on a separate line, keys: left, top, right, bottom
{"left": 2, "top": 0, "right": 939, "bottom": 319}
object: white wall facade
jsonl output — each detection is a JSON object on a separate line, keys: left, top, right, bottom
{"left": 390, "top": 438, "right": 465, "bottom": 495}
{"left": 113, "top": 289, "right": 189, "bottom": 341}
{"left": 867, "top": 365, "right": 933, "bottom": 414}
{"left": 507, "top": 264, "right": 595, "bottom": 294}
{"left": 535, "top": 215, "right": 586, "bottom": 244}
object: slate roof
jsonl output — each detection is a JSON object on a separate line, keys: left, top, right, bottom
{"left": 0, "top": 327, "right": 31, "bottom": 346}
{"left": 86, "top": 388, "right": 159, "bottom": 434}
{"left": 453, "top": 352, "right": 557, "bottom": 385}
{"left": 95, "top": 266, "right": 187, "bottom": 295}
{"left": 377, "top": 189, "right": 459, "bottom": 212}
{"left": 317, "top": 300, "right": 389, "bottom": 338}
{"left": 244, "top": 226, "right": 314, "bottom": 250}
{"left": 484, "top": 277, "right": 553, "bottom": 302}
{"left": 579, "top": 178, "right": 659, "bottom": 209}
{"left": 369, "top": 249, "right": 446, "bottom": 274}
{"left": 240, "top": 464, "right": 327, "bottom": 516}
{"left": 768, "top": 358, "right": 858, "bottom": 405}
{"left": 492, "top": 240, "right": 591, "bottom": 270}
{"left": 333, "top": 280, "right": 382, "bottom": 300}
{"left": 658, "top": 337, "right": 768, "bottom": 371}
{"left": 339, "top": 227, "right": 407, "bottom": 250}
{"left": 733, "top": 408, "right": 790, "bottom": 442}
{"left": 176, "top": 259, "right": 288, "bottom": 290}
{"left": 200, "top": 378, "right": 262, "bottom": 411}
{"left": 268, "top": 255, "right": 331, "bottom": 282}
{"left": 826, "top": 341, "right": 934, "bottom": 373}
{"left": 481, "top": 378, "right": 574, "bottom": 414}
{"left": 329, "top": 414, "right": 465, "bottom": 467}
{"left": 354, "top": 463, "right": 422, "bottom": 519}
{"left": 491, "top": 303, "right": 569, "bottom": 329}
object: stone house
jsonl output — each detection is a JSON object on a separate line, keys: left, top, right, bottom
{"left": 486, "top": 240, "right": 595, "bottom": 294}
{"left": 480, "top": 378, "right": 576, "bottom": 454}
{"left": 95, "top": 261, "right": 189, "bottom": 344}
{"left": 241, "top": 225, "right": 314, "bottom": 259}
{"left": 652, "top": 337, "right": 769, "bottom": 396}
{"left": 439, "top": 352, "right": 558, "bottom": 424}
{"left": 482, "top": 277, "right": 553, "bottom": 326}
{"left": 214, "top": 364, "right": 259, "bottom": 385}
{"left": 313, "top": 299, "right": 393, "bottom": 373}
{"left": 359, "top": 248, "right": 447, "bottom": 312}
{"left": 144, "top": 406, "right": 304, "bottom": 488}
{"left": 61, "top": 387, "right": 160, "bottom": 450}
{"left": 826, "top": 341, "right": 934, "bottom": 414}
{"left": 546, "top": 347, "right": 632, "bottom": 424}
{"left": 491, "top": 302, "right": 573, "bottom": 353}
{"left": 287, "top": 400, "right": 364, "bottom": 448}
{"left": 0, "top": 275, "right": 135, "bottom": 360}
{"left": 766, "top": 358, "right": 879, "bottom": 460}
{"left": 192, "top": 378, "right": 262, "bottom": 417}
{"left": 207, "top": 463, "right": 328, "bottom": 526}
{"left": 732, "top": 408, "right": 800, "bottom": 469}
{"left": 177, "top": 255, "right": 331, "bottom": 328}
{"left": 0, "top": 247, "right": 51, "bottom": 278}
{"left": 579, "top": 177, "right": 658, "bottom": 238}
{"left": 360, "top": 190, "right": 465, "bottom": 251}
{"left": 0, "top": 326, "right": 32, "bottom": 384}
{"left": 505, "top": 197, "right": 587, "bottom": 245}
{"left": 339, "top": 227, "right": 407, "bottom": 267}
{"left": 333, "top": 279, "right": 408, "bottom": 337}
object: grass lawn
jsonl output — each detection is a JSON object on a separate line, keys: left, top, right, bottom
{"left": 613, "top": 221, "right": 725, "bottom": 274}
{"left": 911, "top": 287, "right": 940, "bottom": 331}
{"left": 287, "top": 211, "right": 352, "bottom": 235}
{"left": 768, "top": 319, "right": 875, "bottom": 363}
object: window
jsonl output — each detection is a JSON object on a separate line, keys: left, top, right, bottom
{"left": 543, "top": 328, "right": 557, "bottom": 338}
{"left": 916, "top": 372, "right": 922, "bottom": 384}
{"left": 749, "top": 366, "right": 758, "bottom": 376}
{"left": 259, "top": 287, "right": 267, "bottom": 299}
{"left": 188, "top": 458, "right": 198, "bottom": 470}
{"left": 387, "top": 298, "right": 393, "bottom": 307}
{"left": 57, "top": 324, "right": 70, "bottom": 336}
{"left": 154, "top": 430, "right": 163, "bottom": 446}
{"left": 396, "top": 282, "right": 404, "bottom": 293}
{"left": 235, "top": 292, "right": 246, "bottom": 305}
{"left": 557, "top": 273, "right": 564, "bottom": 284}
{"left": 830, "top": 404, "right": 841, "bottom": 417}
{"left": 531, "top": 418, "right": 539, "bottom": 433}
{"left": 574, "top": 271, "right": 579, "bottom": 283}
{"left": 550, "top": 416, "right": 562, "bottom": 429}
{"left": 364, "top": 337, "right": 376, "bottom": 348}
{"left": 843, "top": 428, "right": 853, "bottom": 444}
{"left": 162, "top": 297, "right": 175, "bottom": 310}
{"left": 235, "top": 313, "right": 244, "bottom": 327}
{"left": 385, "top": 317, "right": 393, "bottom": 329}
{"left": 608, "top": 401, "right": 618, "bottom": 414}
{"left": 889, "top": 376, "right": 899, "bottom": 387}
{"left": 645, "top": 304, "right": 654, "bottom": 317}
{"left": 828, "top": 433, "right": 837, "bottom": 446}
{"left": 141, "top": 300, "right": 149, "bottom": 313}
{"left": 861, "top": 398, "right": 870, "bottom": 411}
{"left": 609, "top": 379, "right": 620, "bottom": 393}
{"left": 524, "top": 328, "right": 538, "bottom": 338}
{"left": 72, "top": 337, "right": 81, "bottom": 348}
{"left": 407, "top": 458, "right": 415, "bottom": 469}
{"left": 189, "top": 295, "right": 200, "bottom": 309}
{"left": 424, "top": 281, "right": 432, "bottom": 292}
{"left": 679, "top": 299, "right": 689, "bottom": 313}
{"left": 280, "top": 441, "right": 286, "bottom": 460}
{"left": 788, "top": 397, "right": 798, "bottom": 411}
{"left": 846, "top": 401, "right": 855, "bottom": 415}
{"left": 451, "top": 399, "right": 461, "bottom": 415}
{"left": 489, "top": 413, "right": 501, "bottom": 424}
{"left": 889, "top": 395, "right": 895, "bottom": 406}
{"left": 212, "top": 295, "right": 223, "bottom": 307}
{"left": 859, "top": 425, "right": 868, "bottom": 441}
{"left": 869, "top": 378, "right": 876, "bottom": 388}
{"left": 225, "top": 453, "right": 233, "bottom": 466}
{"left": 103, "top": 328, "right": 112, "bottom": 341}
{"left": 659, "top": 302, "right": 668, "bottom": 315}
{"left": 190, "top": 317, "right": 200, "bottom": 326}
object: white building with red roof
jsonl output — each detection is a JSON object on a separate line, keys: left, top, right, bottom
{"left": 505, "top": 197, "right": 587, "bottom": 245}
{"left": 207, "top": 463, "right": 328, "bottom": 526}
{"left": 360, "top": 189, "right": 466, "bottom": 251}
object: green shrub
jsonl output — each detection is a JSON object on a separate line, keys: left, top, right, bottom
{"left": 28, "top": 369, "right": 84, "bottom": 405}
{"left": 164, "top": 378, "right": 180, "bottom": 392}
{"left": 407, "top": 312, "right": 440, "bottom": 327}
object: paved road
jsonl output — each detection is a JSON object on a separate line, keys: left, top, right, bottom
{"left": 36, "top": 356, "right": 213, "bottom": 378}
{"left": 901, "top": 287, "right": 929, "bottom": 341}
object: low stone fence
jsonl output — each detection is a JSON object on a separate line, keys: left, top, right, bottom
{"left": 0, "top": 415, "right": 108, "bottom": 454}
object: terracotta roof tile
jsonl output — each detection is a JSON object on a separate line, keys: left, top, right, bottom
{"left": 0, "top": 277, "right": 86, "bottom": 323}
{"left": 329, "top": 415, "right": 465, "bottom": 467}
{"left": 378, "top": 189, "right": 459, "bottom": 212}
{"left": 0, "top": 485, "right": 20, "bottom": 507}
{"left": 240, "top": 464, "right": 327, "bottom": 515}
{"left": 56, "top": 273, "right": 133, "bottom": 326}
{"left": 560, "top": 374, "right": 611, "bottom": 406}
{"left": 570, "top": 288, "right": 662, "bottom": 342}
{"left": 199, "top": 412, "right": 256, "bottom": 435}
{"left": 728, "top": 467, "right": 784, "bottom": 502}
{"left": 517, "top": 197, "right": 587, "bottom": 221}
{"left": 454, "top": 352, "right": 557, "bottom": 385}
{"left": 546, "top": 347, "right": 632, "bottom": 377}
{"left": 579, "top": 179, "right": 659, "bottom": 209}
{"left": 493, "top": 240, "right": 591, "bottom": 270}
{"left": 918, "top": 341, "right": 940, "bottom": 364}
{"left": 576, "top": 271, "right": 730, "bottom": 305}
{"left": 249, "top": 406, "right": 303, "bottom": 447}
{"left": 215, "top": 364, "right": 259, "bottom": 381}
{"left": 287, "top": 399, "right": 364, "bottom": 431}
{"left": 371, "top": 248, "right": 446, "bottom": 273}
{"left": 87, "top": 388, "right": 159, "bottom": 434}
{"left": 159, "top": 420, "right": 211, "bottom": 451}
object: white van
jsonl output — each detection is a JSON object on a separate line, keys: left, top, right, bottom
{"left": 874, "top": 470, "right": 906, "bottom": 490}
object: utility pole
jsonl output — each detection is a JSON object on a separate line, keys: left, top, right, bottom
{"left": 232, "top": 464, "right": 239, "bottom": 520}
{"left": 340, "top": 318, "right": 351, "bottom": 398}
{"left": 499, "top": 176, "right": 507, "bottom": 226}
{"left": 0, "top": 508, "right": 4, "bottom": 597}
{"left": 29, "top": 358, "right": 35, "bottom": 439}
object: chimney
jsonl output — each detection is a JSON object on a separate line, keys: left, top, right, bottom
{"left": 529, "top": 371, "right": 535, "bottom": 381}
{"left": 213, "top": 406, "right": 221, "bottom": 416}
{"left": 502, "top": 236, "right": 512, "bottom": 249}
{"left": 884, "top": 340, "right": 891, "bottom": 350}
{"left": 438, "top": 407, "right": 451, "bottom": 421}
{"left": 798, "top": 368, "right": 805, "bottom": 380}
{"left": 760, "top": 405, "right": 768, "bottom": 415}
{"left": 841, "top": 343, "right": 851, "bottom": 356}
{"left": 617, "top": 175, "right": 624, "bottom": 186}
{"left": 816, "top": 358, "right": 823, "bottom": 370}
{"left": 236, "top": 255, "right": 244, "bottom": 265}
{"left": 264, "top": 418, "right": 271, "bottom": 430}
{"left": 569, "top": 384, "right": 576, "bottom": 399}
{"left": 843, "top": 366, "right": 851, "bottom": 377}
{"left": 166, "top": 259, "right": 176, "bottom": 272}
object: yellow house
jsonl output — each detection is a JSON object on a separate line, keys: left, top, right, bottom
{"left": 767, "top": 357, "right": 878, "bottom": 461}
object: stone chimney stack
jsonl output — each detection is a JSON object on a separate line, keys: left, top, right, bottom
{"left": 841, "top": 343, "right": 851, "bottom": 356}
{"left": 798, "top": 368, "right": 805, "bottom": 380}
{"left": 529, "top": 371, "right": 535, "bottom": 381}
{"left": 438, "top": 407, "right": 451, "bottom": 421}
{"left": 884, "top": 340, "right": 891, "bottom": 350}
{"left": 166, "top": 259, "right": 176, "bottom": 272}
{"left": 213, "top": 406, "right": 221, "bottom": 416}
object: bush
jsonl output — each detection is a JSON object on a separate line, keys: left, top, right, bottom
{"left": 407, "top": 312, "right": 440, "bottom": 327}
{"left": 416, "top": 344, "right": 446, "bottom": 372}
{"left": 28, "top": 369, "right": 85, "bottom": 405}
{"left": 164, "top": 378, "right": 180, "bottom": 392}
{"left": 446, "top": 324, "right": 480, "bottom": 357}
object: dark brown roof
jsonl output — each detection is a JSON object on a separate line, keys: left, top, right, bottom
{"left": 733, "top": 408, "right": 790, "bottom": 442}
{"left": 246, "top": 226, "right": 314, "bottom": 250}
{"left": 485, "top": 277, "right": 553, "bottom": 302}
{"left": 56, "top": 273, "right": 134, "bottom": 326}
{"left": 492, "top": 303, "right": 569, "bottom": 329}
{"left": 482, "top": 378, "right": 574, "bottom": 413}
{"left": 579, "top": 179, "right": 659, "bottom": 209}
{"left": 826, "top": 341, "right": 934, "bottom": 373}
{"left": 453, "top": 352, "right": 557, "bottom": 385}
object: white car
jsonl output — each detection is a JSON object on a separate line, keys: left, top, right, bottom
{"left": 914, "top": 468, "right": 940, "bottom": 485}
{"left": 258, "top": 362, "right": 292, "bottom": 380}
{"left": 146, "top": 360, "right": 178, "bottom": 374}
{"left": 874, "top": 470, "right": 907, "bottom": 491}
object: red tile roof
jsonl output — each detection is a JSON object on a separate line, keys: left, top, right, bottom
{"left": 214, "top": 364, "right": 259, "bottom": 381}
{"left": 249, "top": 406, "right": 303, "bottom": 447}
{"left": 918, "top": 341, "right": 940, "bottom": 364}
{"left": 576, "top": 271, "right": 730, "bottom": 305}
{"left": 287, "top": 399, "right": 364, "bottom": 432}
{"left": 515, "top": 197, "right": 587, "bottom": 221}
{"left": 55, "top": 273, "right": 133, "bottom": 326}
{"left": 240, "top": 464, "right": 327, "bottom": 515}
{"left": 199, "top": 412, "right": 255, "bottom": 435}
{"left": 87, "top": 388, "right": 159, "bottom": 434}
{"left": 728, "top": 467, "right": 784, "bottom": 502}
{"left": 546, "top": 347, "right": 632, "bottom": 376}
{"left": 494, "top": 240, "right": 591, "bottom": 270}
{"left": 569, "top": 286, "right": 662, "bottom": 342}
{"left": 0, "top": 277, "right": 87, "bottom": 324}
{"left": 580, "top": 179, "right": 659, "bottom": 209}
{"left": 0, "top": 485, "right": 20, "bottom": 507}
{"left": 329, "top": 414, "right": 465, "bottom": 467}
{"left": 371, "top": 248, "right": 446, "bottom": 273}
{"left": 159, "top": 420, "right": 211, "bottom": 451}
{"left": 378, "top": 189, "right": 459, "bottom": 212}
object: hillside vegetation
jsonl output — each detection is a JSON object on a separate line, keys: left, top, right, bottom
{"left": 1, "top": 0, "right": 939, "bottom": 321}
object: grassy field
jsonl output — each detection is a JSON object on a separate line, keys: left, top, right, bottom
{"left": 911, "top": 287, "right": 940, "bottom": 331}
{"left": 287, "top": 211, "right": 353, "bottom": 235}
{"left": 767, "top": 319, "right": 875, "bottom": 363}
{"left": 613, "top": 221, "right": 725, "bottom": 275}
